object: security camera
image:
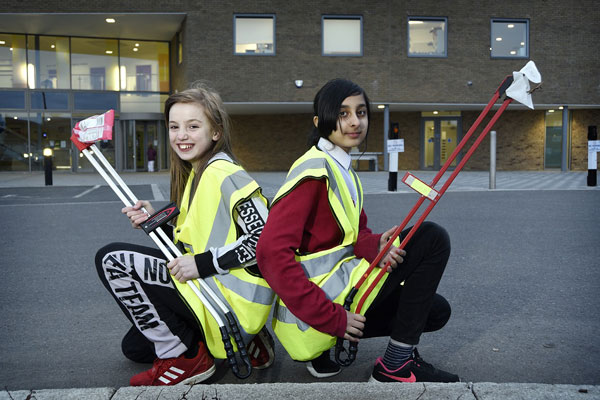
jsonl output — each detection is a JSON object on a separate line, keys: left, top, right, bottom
{"left": 294, "top": 80, "right": 304, "bottom": 88}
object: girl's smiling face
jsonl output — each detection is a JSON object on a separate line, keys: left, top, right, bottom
{"left": 324, "top": 94, "right": 369, "bottom": 153}
{"left": 168, "top": 102, "right": 220, "bottom": 167}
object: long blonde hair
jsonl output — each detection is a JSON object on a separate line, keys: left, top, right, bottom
{"left": 165, "top": 82, "right": 236, "bottom": 209}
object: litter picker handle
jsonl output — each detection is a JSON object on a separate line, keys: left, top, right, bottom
{"left": 72, "top": 139, "right": 253, "bottom": 379}
{"left": 334, "top": 288, "right": 358, "bottom": 366}
{"left": 333, "top": 75, "right": 516, "bottom": 368}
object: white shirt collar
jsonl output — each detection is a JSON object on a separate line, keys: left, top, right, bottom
{"left": 317, "top": 137, "right": 351, "bottom": 170}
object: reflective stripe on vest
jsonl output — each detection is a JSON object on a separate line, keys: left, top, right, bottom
{"left": 270, "top": 147, "right": 388, "bottom": 361}
{"left": 172, "top": 157, "right": 274, "bottom": 358}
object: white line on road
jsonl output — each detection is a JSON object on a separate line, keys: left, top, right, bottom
{"left": 74, "top": 185, "right": 101, "bottom": 198}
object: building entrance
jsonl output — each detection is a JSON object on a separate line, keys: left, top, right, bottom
{"left": 421, "top": 117, "right": 461, "bottom": 170}
{"left": 123, "top": 120, "right": 162, "bottom": 171}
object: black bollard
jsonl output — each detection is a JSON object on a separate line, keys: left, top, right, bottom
{"left": 588, "top": 126, "right": 597, "bottom": 187}
{"left": 44, "top": 149, "right": 53, "bottom": 186}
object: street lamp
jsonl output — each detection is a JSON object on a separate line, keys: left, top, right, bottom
{"left": 43, "top": 147, "right": 53, "bottom": 186}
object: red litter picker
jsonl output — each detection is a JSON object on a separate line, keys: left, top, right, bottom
{"left": 70, "top": 115, "right": 252, "bottom": 379}
{"left": 335, "top": 61, "right": 542, "bottom": 366}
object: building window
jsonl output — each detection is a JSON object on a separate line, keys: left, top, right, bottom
{"left": 0, "top": 34, "right": 27, "bottom": 88}
{"left": 234, "top": 15, "right": 275, "bottom": 55}
{"left": 490, "top": 19, "right": 529, "bottom": 58}
{"left": 71, "top": 37, "right": 119, "bottom": 90}
{"left": 27, "top": 35, "right": 71, "bottom": 89}
{"left": 322, "top": 15, "right": 363, "bottom": 56}
{"left": 119, "top": 40, "right": 169, "bottom": 92}
{"left": 408, "top": 17, "right": 447, "bottom": 57}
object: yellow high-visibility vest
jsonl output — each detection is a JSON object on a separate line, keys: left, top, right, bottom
{"left": 270, "top": 147, "right": 394, "bottom": 361}
{"left": 173, "top": 155, "right": 274, "bottom": 358}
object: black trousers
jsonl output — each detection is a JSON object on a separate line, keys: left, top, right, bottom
{"left": 362, "top": 221, "right": 452, "bottom": 345}
{"left": 95, "top": 242, "right": 201, "bottom": 363}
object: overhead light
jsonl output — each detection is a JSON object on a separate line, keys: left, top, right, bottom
{"left": 496, "top": 37, "right": 503, "bottom": 41}
{"left": 433, "top": 111, "right": 439, "bottom": 115}
{"left": 106, "top": 18, "right": 116, "bottom": 23}
{"left": 510, "top": 50, "right": 517, "bottom": 55}
{"left": 559, "top": 106, "right": 564, "bottom": 110}
{"left": 377, "top": 105, "right": 385, "bottom": 109}
{"left": 133, "top": 48, "right": 138, "bottom": 52}
{"left": 0, "top": 40, "right": 5, "bottom": 45}
{"left": 409, "top": 20, "right": 424, "bottom": 25}
{"left": 9, "top": 47, "right": 13, "bottom": 51}
{"left": 548, "top": 109, "right": 555, "bottom": 113}
{"left": 46, "top": 117, "right": 51, "bottom": 121}
{"left": 135, "top": 43, "right": 140, "bottom": 47}
{"left": 520, "top": 42, "right": 525, "bottom": 46}
{"left": 13, "top": 116, "right": 18, "bottom": 120}
{"left": 507, "top": 24, "right": 515, "bottom": 28}
{"left": 294, "top": 79, "right": 303, "bottom": 88}
{"left": 105, "top": 50, "right": 113, "bottom": 54}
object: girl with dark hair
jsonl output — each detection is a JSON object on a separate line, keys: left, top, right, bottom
{"left": 256, "top": 78, "right": 459, "bottom": 382}
{"left": 95, "top": 82, "right": 275, "bottom": 386}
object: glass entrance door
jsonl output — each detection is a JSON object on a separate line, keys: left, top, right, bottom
{"left": 422, "top": 117, "right": 460, "bottom": 170}
{"left": 123, "top": 120, "right": 159, "bottom": 171}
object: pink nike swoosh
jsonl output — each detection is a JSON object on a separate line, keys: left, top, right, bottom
{"left": 379, "top": 371, "right": 417, "bottom": 383}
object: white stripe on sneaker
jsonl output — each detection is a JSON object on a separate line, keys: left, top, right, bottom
{"left": 170, "top": 366, "right": 185, "bottom": 374}
{"left": 158, "top": 376, "right": 171, "bottom": 384}
{"left": 164, "top": 371, "right": 178, "bottom": 380}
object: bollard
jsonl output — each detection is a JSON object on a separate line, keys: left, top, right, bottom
{"left": 588, "top": 126, "right": 598, "bottom": 187}
{"left": 489, "top": 130, "right": 496, "bottom": 189}
{"left": 43, "top": 148, "right": 53, "bottom": 186}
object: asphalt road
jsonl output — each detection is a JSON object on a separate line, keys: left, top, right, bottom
{"left": 0, "top": 186, "right": 598, "bottom": 390}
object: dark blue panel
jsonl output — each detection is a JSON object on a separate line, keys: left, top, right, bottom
{"left": 0, "top": 91, "right": 26, "bottom": 109}
{"left": 74, "top": 91, "right": 118, "bottom": 111}
{"left": 31, "top": 91, "right": 69, "bottom": 110}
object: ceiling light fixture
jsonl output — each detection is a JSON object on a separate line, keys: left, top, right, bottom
{"left": 106, "top": 18, "right": 116, "bottom": 23}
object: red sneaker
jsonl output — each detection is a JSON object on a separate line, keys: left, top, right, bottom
{"left": 129, "top": 342, "right": 215, "bottom": 386}
{"left": 247, "top": 327, "right": 275, "bottom": 369}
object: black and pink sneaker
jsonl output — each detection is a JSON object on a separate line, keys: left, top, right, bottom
{"left": 369, "top": 349, "right": 459, "bottom": 383}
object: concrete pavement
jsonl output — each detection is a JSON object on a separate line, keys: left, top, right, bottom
{"left": 1, "top": 169, "right": 598, "bottom": 399}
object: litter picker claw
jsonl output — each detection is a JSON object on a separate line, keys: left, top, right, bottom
{"left": 70, "top": 122, "right": 252, "bottom": 379}
{"left": 335, "top": 61, "right": 542, "bottom": 367}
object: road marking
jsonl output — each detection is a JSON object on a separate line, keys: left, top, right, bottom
{"left": 74, "top": 185, "right": 100, "bottom": 198}
{"left": 151, "top": 184, "right": 165, "bottom": 201}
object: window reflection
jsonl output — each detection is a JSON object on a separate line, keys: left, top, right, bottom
{"left": 408, "top": 18, "right": 447, "bottom": 57}
{"left": 119, "top": 40, "right": 169, "bottom": 91}
{"left": 322, "top": 16, "right": 362, "bottom": 56}
{"left": 491, "top": 19, "right": 528, "bottom": 58}
{"left": 234, "top": 16, "right": 275, "bottom": 55}
{"left": 71, "top": 37, "right": 119, "bottom": 90}
{"left": 0, "top": 34, "right": 27, "bottom": 88}
{"left": 0, "top": 112, "right": 30, "bottom": 171}
{"left": 30, "top": 112, "right": 72, "bottom": 170}
{"left": 27, "top": 35, "right": 70, "bottom": 89}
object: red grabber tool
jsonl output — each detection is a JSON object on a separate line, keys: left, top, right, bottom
{"left": 70, "top": 111, "right": 252, "bottom": 379}
{"left": 335, "top": 61, "right": 542, "bottom": 366}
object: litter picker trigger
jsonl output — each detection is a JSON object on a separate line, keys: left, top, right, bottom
{"left": 141, "top": 202, "right": 180, "bottom": 234}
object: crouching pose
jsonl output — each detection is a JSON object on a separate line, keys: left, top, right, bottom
{"left": 95, "top": 83, "right": 274, "bottom": 386}
{"left": 256, "top": 78, "right": 459, "bottom": 383}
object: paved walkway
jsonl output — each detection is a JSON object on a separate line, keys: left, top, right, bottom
{"left": 0, "top": 170, "right": 597, "bottom": 199}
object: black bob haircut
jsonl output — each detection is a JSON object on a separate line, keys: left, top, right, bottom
{"left": 309, "top": 78, "right": 371, "bottom": 147}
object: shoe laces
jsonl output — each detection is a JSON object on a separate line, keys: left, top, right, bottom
{"left": 411, "top": 348, "right": 433, "bottom": 370}
{"left": 151, "top": 357, "right": 178, "bottom": 382}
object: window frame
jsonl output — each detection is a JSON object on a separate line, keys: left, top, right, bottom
{"left": 321, "top": 15, "right": 363, "bottom": 57}
{"left": 407, "top": 16, "right": 448, "bottom": 58}
{"left": 490, "top": 18, "right": 529, "bottom": 59}
{"left": 233, "top": 14, "right": 276, "bottom": 56}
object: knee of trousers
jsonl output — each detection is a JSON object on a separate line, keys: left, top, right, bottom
{"left": 94, "top": 242, "right": 131, "bottom": 282}
{"left": 423, "top": 294, "right": 452, "bottom": 333}
{"left": 418, "top": 221, "right": 451, "bottom": 253}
